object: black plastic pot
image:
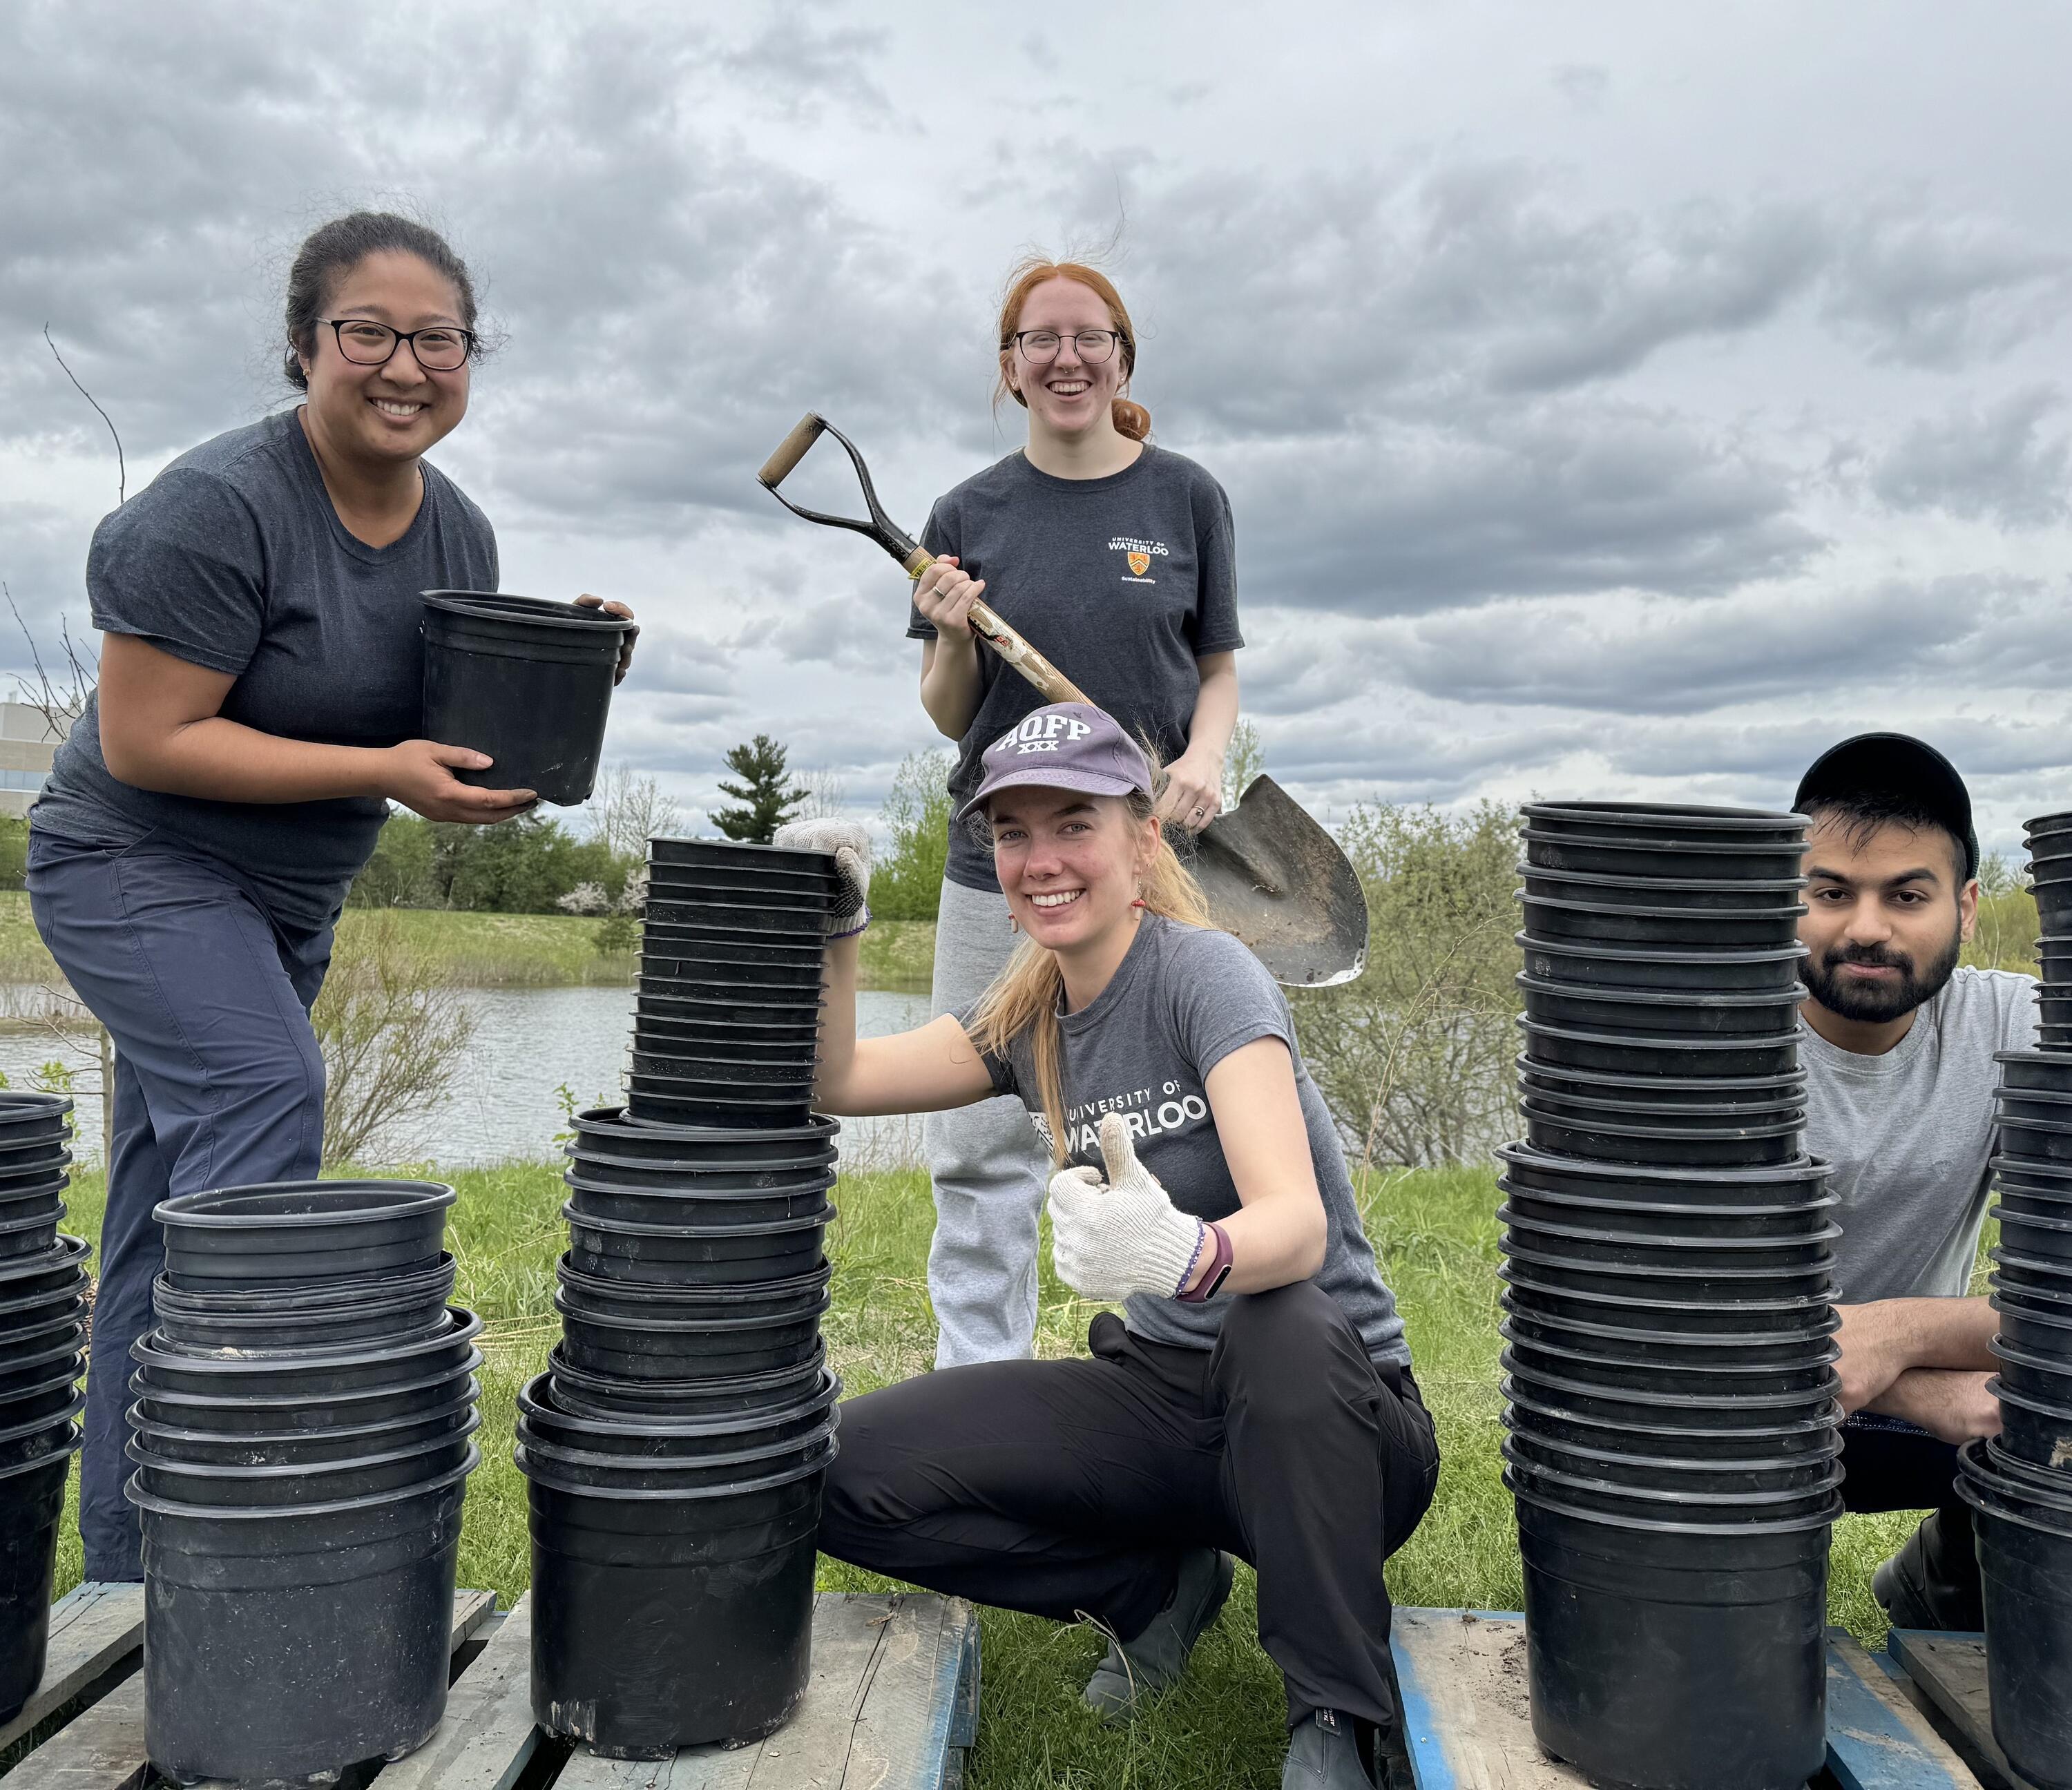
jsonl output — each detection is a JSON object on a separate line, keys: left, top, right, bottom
{"left": 1519, "top": 861, "right": 1807, "bottom": 904}
{"left": 1987, "top": 1376, "right": 2072, "bottom": 1471}
{"left": 517, "top": 1369, "right": 838, "bottom": 1462}
{"left": 644, "top": 873, "right": 835, "bottom": 913}
{"left": 2038, "top": 933, "right": 2072, "bottom": 984}
{"left": 132, "top": 1366, "right": 479, "bottom": 1438}
{"left": 132, "top": 1454, "right": 473, "bottom": 1783}
{"left": 1516, "top": 1102, "right": 1805, "bottom": 1166}
{"left": 1518, "top": 1017, "right": 1803, "bottom": 1079}
{"left": 1503, "top": 1438, "right": 1845, "bottom": 1523}
{"left": 149, "top": 1253, "right": 458, "bottom": 1354}
{"left": 515, "top": 1424, "right": 836, "bottom": 1499}
{"left": 563, "top": 1202, "right": 832, "bottom": 1287}
{"left": 1995, "top": 1204, "right": 2072, "bottom": 1265}
{"left": 638, "top": 949, "right": 825, "bottom": 991}
{"left": 548, "top": 1340, "right": 828, "bottom": 1420}
{"left": 131, "top": 1309, "right": 483, "bottom": 1401}
{"left": 1504, "top": 1353, "right": 1840, "bottom": 1435}
{"left": 640, "top": 916, "right": 825, "bottom": 957}
{"left": 1502, "top": 1304, "right": 1838, "bottom": 1370}
{"left": 0, "top": 1308, "right": 88, "bottom": 1367}
{"left": 649, "top": 836, "right": 839, "bottom": 874}
{"left": 569, "top": 1108, "right": 838, "bottom": 1166}
{"left": 566, "top": 1148, "right": 835, "bottom": 1192}
{"left": 1519, "top": 974, "right": 1805, "bottom": 1038}
{"left": 1503, "top": 1421, "right": 1845, "bottom": 1496}
{"left": 556, "top": 1258, "right": 832, "bottom": 1322}
{"left": 626, "top": 1077, "right": 814, "bottom": 1130}
{"left": 1524, "top": 801, "right": 1806, "bottom": 843}
{"left": 565, "top": 1170, "right": 835, "bottom": 1230}
{"left": 421, "top": 590, "right": 631, "bottom": 806}
{"left": 632, "top": 1015, "right": 827, "bottom": 1057}
{"left": 0, "top": 1333, "right": 86, "bottom": 1400}
{"left": 0, "top": 1365, "right": 90, "bottom": 1431}
{"left": 0, "top": 1233, "right": 92, "bottom": 1302}
{"left": 1502, "top": 1329, "right": 1838, "bottom": 1399}
{"left": 0, "top": 1200, "right": 66, "bottom": 1260}
{"left": 1499, "top": 1183, "right": 1838, "bottom": 1244}
{"left": 637, "top": 970, "right": 829, "bottom": 1010}
{"left": 129, "top": 1412, "right": 481, "bottom": 1508}
{"left": 126, "top": 1384, "right": 479, "bottom": 1469}
{"left": 1996, "top": 1117, "right": 2072, "bottom": 1168}
{"left": 0, "top": 1408, "right": 79, "bottom": 1480}
{"left": 0, "top": 1090, "right": 72, "bottom": 1146}
{"left": 1501, "top": 1234, "right": 1834, "bottom": 1307}
{"left": 1501, "top": 1145, "right": 1833, "bottom": 1206}
{"left": 2000, "top": 1050, "right": 2072, "bottom": 1096}
{"left": 627, "top": 1049, "right": 819, "bottom": 1088}
{"left": 1499, "top": 1206, "right": 1841, "bottom": 1274}
{"left": 155, "top": 1180, "right": 454, "bottom": 1291}
{"left": 0, "top": 1451, "right": 72, "bottom": 1725}
{"left": 0, "top": 1146, "right": 70, "bottom": 1186}
{"left": 2027, "top": 809, "right": 2072, "bottom": 847}
{"left": 521, "top": 1444, "right": 829, "bottom": 1755}
{"left": 1521, "top": 826, "right": 1807, "bottom": 883}
{"left": 1517, "top": 1056, "right": 1806, "bottom": 1108}
{"left": 635, "top": 981, "right": 825, "bottom": 1025}
{"left": 1955, "top": 1440, "right": 2072, "bottom": 1790}
{"left": 1511, "top": 1488, "right": 1832, "bottom": 1790}
{"left": 1989, "top": 1333, "right": 2072, "bottom": 1405}
{"left": 1994, "top": 1084, "right": 2072, "bottom": 1125}
{"left": 2037, "top": 880, "right": 2072, "bottom": 941}
{"left": 553, "top": 1287, "right": 831, "bottom": 1382}
{"left": 1993, "top": 1157, "right": 2072, "bottom": 1206}
{"left": 1516, "top": 889, "right": 1807, "bottom": 950}
{"left": 643, "top": 897, "right": 829, "bottom": 937}
{"left": 1504, "top": 1374, "right": 1843, "bottom": 1460}
{"left": 1516, "top": 932, "right": 1806, "bottom": 993}
{"left": 1993, "top": 1244, "right": 2072, "bottom": 1300}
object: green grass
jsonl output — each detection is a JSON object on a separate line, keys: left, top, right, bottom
{"left": 48, "top": 1156, "right": 1928, "bottom": 1788}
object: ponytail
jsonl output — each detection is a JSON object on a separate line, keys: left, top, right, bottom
{"left": 965, "top": 776, "right": 1211, "bottom": 1164}
{"left": 1111, "top": 397, "right": 1151, "bottom": 442}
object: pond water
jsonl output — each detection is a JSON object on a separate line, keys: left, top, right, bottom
{"left": 0, "top": 985, "right": 935, "bottom": 1171}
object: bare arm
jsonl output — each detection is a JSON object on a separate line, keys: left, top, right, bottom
{"left": 809, "top": 931, "right": 995, "bottom": 1116}
{"left": 1191, "top": 1035, "right": 1329, "bottom": 1293}
{"left": 97, "top": 633, "right": 538, "bottom": 822}
{"left": 914, "top": 558, "right": 986, "bottom": 741}
{"left": 1834, "top": 1296, "right": 1999, "bottom": 1413}
{"left": 1158, "top": 651, "right": 1240, "bottom": 831}
{"left": 1864, "top": 1368, "right": 2002, "bottom": 1445}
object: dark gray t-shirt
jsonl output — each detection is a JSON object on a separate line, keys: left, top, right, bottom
{"left": 1804, "top": 968, "right": 2038, "bottom": 1302}
{"left": 910, "top": 447, "right": 1242, "bottom": 891}
{"left": 971, "top": 915, "right": 1408, "bottom": 1364}
{"left": 33, "top": 410, "right": 497, "bottom": 931}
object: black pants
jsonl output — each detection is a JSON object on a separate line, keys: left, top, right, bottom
{"left": 1838, "top": 1412, "right": 1977, "bottom": 1615}
{"left": 818, "top": 1280, "right": 1441, "bottom": 1730}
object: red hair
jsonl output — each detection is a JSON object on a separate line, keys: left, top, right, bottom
{"left": 993, "top": 257, "right": 1149, "bottom": 443}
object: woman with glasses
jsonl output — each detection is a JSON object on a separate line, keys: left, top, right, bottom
{"left": 910, "top": 256, "right": 1244, "bottom": 1369}
{"left": 28, "top": 210, "right": 634, "bottom": 1582}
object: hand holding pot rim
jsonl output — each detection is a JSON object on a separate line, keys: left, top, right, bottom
{"left": 574, "top": 593, "right": 639, "bottom": 684}
{"left": 384, "top": 739, "right": 535, "bottom": 822}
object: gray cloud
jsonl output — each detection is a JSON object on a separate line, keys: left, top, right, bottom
{"left": 1871, "top": 387, "right": 2071, "bottom": 528}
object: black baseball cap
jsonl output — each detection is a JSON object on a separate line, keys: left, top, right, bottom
{"left": 1794, "top": 732, "right": 1979, "bottom": 880}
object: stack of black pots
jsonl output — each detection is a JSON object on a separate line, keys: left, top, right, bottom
{"left": 1505, "top": 802, "right": 1843, "bottom": 1790}
{"left": 517, "top": 836, "right": 842, "bottom": 1760}
{"left": 0, "top": 1092, "right": 87, "bottom": 1726}
{"left": 1957, "top": 805, "right": 2072, "bottom": 1790}
{"left": 125, "top": 1180, "right": 481, "bottom": 1784}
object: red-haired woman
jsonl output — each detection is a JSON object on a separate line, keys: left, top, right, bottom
{"left": 910, "top": 257, "right": 1243, "bottom": 1368}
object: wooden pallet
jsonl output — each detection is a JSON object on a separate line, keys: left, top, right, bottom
{"left": 1391, "top": 1609, "right": 1983, "bottom": 1790}
{"left": 1883, "top": 1631, "right": 2041, "bottom": 1790}
{"left": 0, "top": 1586, "right": 978, "bottom": 1790}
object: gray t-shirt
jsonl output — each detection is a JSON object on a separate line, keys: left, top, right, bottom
{"left": 910, "top": 447, "right": 1243, "bottom": 892}
{"left": 1803, "top": 966, "right": 2038, "bottom": 1302}
{"left": 971, "top": 915, "right": 1408, "bottom": 1364}
{"left": 33, "top": 410, "right": 497, "bottom": 932}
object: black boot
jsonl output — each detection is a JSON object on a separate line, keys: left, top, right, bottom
{"left": 1283, "top": 1710, "right": 1377, "bottom": 1789}
{"left": 1872, "top": 1506, "right": 1984, "bottom": 1632}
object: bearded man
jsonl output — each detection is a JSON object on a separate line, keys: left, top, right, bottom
{"left": 1794, "top": 734, "right": 2037, "bottom": 1630}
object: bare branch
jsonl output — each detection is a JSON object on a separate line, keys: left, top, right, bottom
{"left": 44, "top": 326, "right": 125, "bottom": 503}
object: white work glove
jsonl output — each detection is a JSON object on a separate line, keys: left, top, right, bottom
{"left": 773, "top": 818, "right": 872, "bottom": 939}
{"left": 1046, "top": 1113, "right": 1207, "bottom": 1302}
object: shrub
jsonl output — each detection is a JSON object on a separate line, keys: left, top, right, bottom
{"left": 872, "top": 751, "right": 953, "bottom": 922}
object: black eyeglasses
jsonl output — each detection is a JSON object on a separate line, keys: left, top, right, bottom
{"left": 318, "top": 318, "right": 476, "bottom": 372}
{"left": 1009, "top": 329, "right": 1120, "bottom": 364}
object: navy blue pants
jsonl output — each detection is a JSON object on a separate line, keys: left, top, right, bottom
{"left": 28, "top": 829, "right": 332, "bottom": 1580}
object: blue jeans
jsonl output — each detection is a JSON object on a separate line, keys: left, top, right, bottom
{"left": 28, "top": 828, "right": 333, "bottom": 1580}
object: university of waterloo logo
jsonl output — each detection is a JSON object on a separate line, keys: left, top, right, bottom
{"left": 1109, "top": 536, "right": 1169, "bottom": 584}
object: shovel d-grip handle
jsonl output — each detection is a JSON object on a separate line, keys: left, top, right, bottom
{"left": 756, "top": 411, "right": 1089, "bottom": 707}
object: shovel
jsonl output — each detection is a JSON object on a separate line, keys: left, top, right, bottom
{"left": 757, "top": 412, "right": 1368, "bottom": 988}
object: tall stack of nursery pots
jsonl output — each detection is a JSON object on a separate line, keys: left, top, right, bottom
{"left": 1506, "top": 802, "right": 1842, "bottom": 1790}
{"left": 126, "top": 1181, "right": 481, "bottom": 1784}
{"left": 519, "top": 836, "right": 841, "bottom": 1760}
{"left": 0, "top": 1092, "right": 87, "bottom": 1725}
{"left": 1955, "top": 804, "right": 2072, "bottom": 1790}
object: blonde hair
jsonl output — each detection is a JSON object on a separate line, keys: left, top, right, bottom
{"left": 993, "top": 256, "right": 1150, "bottom": 443}
{"left": 965, "top": 782, "right": 1212, "bottom": 1164}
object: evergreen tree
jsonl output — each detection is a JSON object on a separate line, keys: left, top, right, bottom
{"left": 712, "top": 735, "right": 803, "bottom": 844}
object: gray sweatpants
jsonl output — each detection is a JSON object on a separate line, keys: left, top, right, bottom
{"left": 924, "top": 877, "right": 1051, "bottom": 1367}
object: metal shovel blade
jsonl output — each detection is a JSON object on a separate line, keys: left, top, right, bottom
{"left": 1181, "top": 776, "right": 1369, "bottom": 988}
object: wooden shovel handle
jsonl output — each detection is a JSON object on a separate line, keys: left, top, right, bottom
{"left": 905, "top": 549, "right": 1090, "bottom": 706}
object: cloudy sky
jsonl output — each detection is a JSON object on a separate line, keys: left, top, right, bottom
{"left": 5, "top": 1, "right": 2070, "bottom": 851}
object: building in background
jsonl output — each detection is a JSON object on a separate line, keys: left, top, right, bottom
{"left": 0, "top": 704, "right": 62, "bottom": 818}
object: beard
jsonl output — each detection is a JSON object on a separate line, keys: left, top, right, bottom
{"left": 1800, "top": 926, "right": 1963, "bottom": 1023}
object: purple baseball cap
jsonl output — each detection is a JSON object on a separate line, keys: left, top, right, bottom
{"left": 953, "top": 702, "right": 1155, "bottom": 823}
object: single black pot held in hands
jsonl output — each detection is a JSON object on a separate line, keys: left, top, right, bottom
{"left": 421, "top": 591, "right": 634, "bottom": 805}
